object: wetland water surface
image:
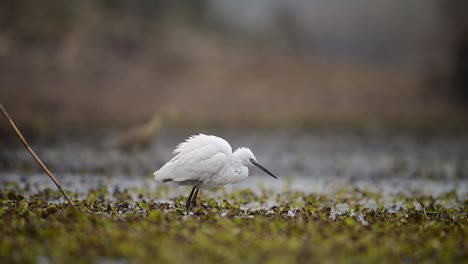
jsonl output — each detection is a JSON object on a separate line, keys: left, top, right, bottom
{"left": 1, "top": 130, "right": 466, "bottom": 208}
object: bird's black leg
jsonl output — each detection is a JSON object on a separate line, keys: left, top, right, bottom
{"left": 186, "top": 186, "right": 197, "bottom": 214}
{"left": 191, "top": 188, "right": 199, "bottom": 207}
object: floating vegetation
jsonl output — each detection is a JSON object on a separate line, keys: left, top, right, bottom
{"left": 0, "top": 185, "right": 466, "bottom": 263}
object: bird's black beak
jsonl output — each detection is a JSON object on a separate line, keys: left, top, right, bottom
{"left": 252, "top": 161, "right": 278, "bottom": 179}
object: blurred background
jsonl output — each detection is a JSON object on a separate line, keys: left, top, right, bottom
{"left": 0, "top": 1, "right": 467, "bottom": 196}
{"left": 0, "top": 0, "right": 467, "bottom": 134}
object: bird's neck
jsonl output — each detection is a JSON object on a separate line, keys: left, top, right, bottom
{"left": 227, "top": 155, "right": 242, "bottom": 170}
{"left": 230, "top": 159, "right": 244, "bottom": 169}
{"left": 222, "top": 156, "right": 248, "bottom": 182}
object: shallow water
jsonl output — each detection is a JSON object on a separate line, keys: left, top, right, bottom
{"left": 1, "top": 130, "right": 467, "bottom": 207}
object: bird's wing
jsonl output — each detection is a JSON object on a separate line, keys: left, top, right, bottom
{"left": 174, "top": 134, "right": 232, "bottom": 156}
{"left": 154, "top": 142, "right": 229, "bottom": 184}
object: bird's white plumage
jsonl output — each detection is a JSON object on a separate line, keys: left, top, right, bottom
{"left": 154, "top": 134, "right": 244, "bottom": 188}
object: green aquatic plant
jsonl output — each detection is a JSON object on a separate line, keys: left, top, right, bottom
{"left": 0, "top": 185, "right": 466, "bottom": 263}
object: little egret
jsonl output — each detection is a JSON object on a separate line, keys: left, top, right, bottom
{"left": 154, "top": 134, "right": 278, "bottom": 213}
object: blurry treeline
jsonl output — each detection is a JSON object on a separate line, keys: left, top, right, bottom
{"left": 0, "top": 0, "right": 467, "bottom": 132}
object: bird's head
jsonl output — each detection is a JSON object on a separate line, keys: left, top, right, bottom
{"left": 233, "top": 147, "right": 278, "bottom": 179}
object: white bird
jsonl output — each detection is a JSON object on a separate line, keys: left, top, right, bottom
{"left": 154, "top": 134, "right": 278, "bottom": 213}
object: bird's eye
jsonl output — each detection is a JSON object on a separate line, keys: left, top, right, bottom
{"left": 249, "top": 158, "right": 255, "bottom": 163}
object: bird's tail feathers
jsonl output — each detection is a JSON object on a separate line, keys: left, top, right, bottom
{"left": 154, "top": 170, "right": 173, "bottom": 183}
